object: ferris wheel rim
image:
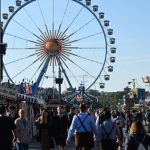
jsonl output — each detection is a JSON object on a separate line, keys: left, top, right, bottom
{"left": 2, "top": 0, "right": 113, "bottom": 93}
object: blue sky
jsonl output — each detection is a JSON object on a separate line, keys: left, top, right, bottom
{"left": 1, "top": 0, "right": 150, "bottom": 92}
{"left": 97, "top": 0, "right": 150, "bottom": 91}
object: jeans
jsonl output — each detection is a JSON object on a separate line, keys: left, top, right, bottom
{"left": 16, "top": 143, "right": 29, "bottom": 150}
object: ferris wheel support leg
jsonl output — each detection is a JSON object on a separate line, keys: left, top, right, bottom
{"left": 57, "top": 57, "right": 74, "bottom": 93}
{"left": 32, "top": 54, "right": 51, "bottom": 95}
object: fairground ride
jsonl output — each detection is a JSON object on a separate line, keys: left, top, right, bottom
{"left": 0, "top": 0, "right": 116, "bottom": 103}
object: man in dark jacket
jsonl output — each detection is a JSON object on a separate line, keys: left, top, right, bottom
{"left": 53, "top": 106, "right": 70, "bottom": 150}
{"left": 0, "top": 105, "right": 17, "bottom": 150}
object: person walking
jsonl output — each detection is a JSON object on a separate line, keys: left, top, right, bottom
{"left": 68, "top": 107, "right": 75, "bottom": 126}
{"left": 0, "top": 105, "right": 17, "bottom": 150}
{"left": 96, "top": 110, "right": 121, "bottom": 150}
{"left": 53, "top": 106, "right": 70, "bottom": 150}
{"left": 66, "top": 103, "right": 97, "bottom": 150}
{"left": 145, "top": 109, "right": 150, "bottom": 132}
{"left": 36, "top": 109, "right": 54, "bottom": 150}
{"left": 126, "top": 120, "right": 150, "bottom": 150}
{"left": 15, "top": 109, "right": 32, "bottom": 150}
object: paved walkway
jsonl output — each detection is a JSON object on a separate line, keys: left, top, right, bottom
{"left": 29, "top": 138, "right": 76, "bottom": 150}
{"left": 29, "top": 124, "right": 150, "bottom": 150}
{"left": 29, "top": 138, "right": 41, "bottom": 150}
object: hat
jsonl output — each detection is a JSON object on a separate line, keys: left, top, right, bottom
{"left": 0, "top": 105, "right": 6, "bottom": 114}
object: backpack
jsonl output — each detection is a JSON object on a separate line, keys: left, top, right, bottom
{"left": 134, "top": 135, "right": 146, "bottom": 150}
{"left": 101, "top": 123, "right": 115, "bottom": 139}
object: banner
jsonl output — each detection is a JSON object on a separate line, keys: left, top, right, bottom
{"left": 0, "top": 86, "right": 17, "bottom": 100}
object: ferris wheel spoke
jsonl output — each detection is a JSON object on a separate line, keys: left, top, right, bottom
{"left": 60, "top": 54, "right": 70, "bottom": 63}
{"left": 23, "top": 8, "right": 49, "bottom": 40}
{"left": 60, "top": 57, "right": 80, "bottom": 84}
{"left": 5, "top": 52, "right": 40, "bottom": 65}
{"left": 35, "top": 41, "right": 45, "bottom": 47}
{"left": 61, "top": 51, "right": 70, "bottom": 58}
{"left": 67, "top": 32, "right": 103, "bottom": 44}
{"left": 67, "top": 52, "right": 103, "bottom": 65}
{"left": 36, "top": 49, "right": 47, "bottom": 54}
{"left": 7, "top": 47, "right": 38, "bottom": 50}
{"left": 65, "top": 17, "right": 95, "bottom": 39}
{"left": 12, "top": 19, "right": 47, "bottom": 43}
{"left": 52, "top": 0, "right": 55, "bottom": 35}
{"left": 60, "top": 60, "right": 80, "bottom": 85}
{"left": 11, "top": 54, "right": 44, "bottom": 80}
{"left": 36, "top": 52, "right": 46, "bottom": 58}
{"left": 30, "top": 56, "right": 48, "bottom": 81}
{"left": 57, "top": 0, "right": 70, "bottom": 37}
{"left": 61, "top": 49, "right": 72, "bottom": 53}
{"left": 59, "top": 39, "right": 71, "bottom": 46}
{"left": 59, "top": 56, "right": 69, "bottom": 68}
{"left": 38, "top": 29, "right": 49, "bottom": 40}
{"left": 59, "top": 7, "right": 84, "bottom": 39}
{"left": 37, "top": 0, "right": 51, "bottom": 38}
{"left": 66, "top": 46, "right": 105, "bottom": 50}
{"left": 62, "top": 54, "right": 95, "bottom": 79}
{"left": 45, "top": 25, "right": 51, "bottom": 39}
{"left": 67, "top": 69, "right": 80, "bottom": 84}
{"left": 5, "top": 32, "right": 40, "bottom": 45}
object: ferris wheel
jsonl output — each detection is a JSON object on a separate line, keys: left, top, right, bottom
{"left": 1, "top": 0, "right": 116, "bottom": 96}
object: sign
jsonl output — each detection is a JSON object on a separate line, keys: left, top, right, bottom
{"left": 49, "top": 98, "right": 61, "bottom": 104}
{"left": 0, "top": 86, "right": 17, "bottom": 99}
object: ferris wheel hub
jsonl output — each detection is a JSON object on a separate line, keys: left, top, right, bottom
{"left": 44, "top": 39, "right": 62, "bottom": 54}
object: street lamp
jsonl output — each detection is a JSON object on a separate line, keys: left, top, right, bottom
{"left": 128, "top": 79, "right": 137, "bottom": 95}
{"left": 82, "top": 75, "right": 87, "bottom": 86}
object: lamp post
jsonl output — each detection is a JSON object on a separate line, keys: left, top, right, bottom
{"left": 83, "top": 75, "right": 87, "bottom": 86}
{"left": 128, "top": 79, "right": 137, "bottom": 98}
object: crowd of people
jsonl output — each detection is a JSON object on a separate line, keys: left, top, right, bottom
{"left": 0, "top": 103, "right": 150, "bottom": 150}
